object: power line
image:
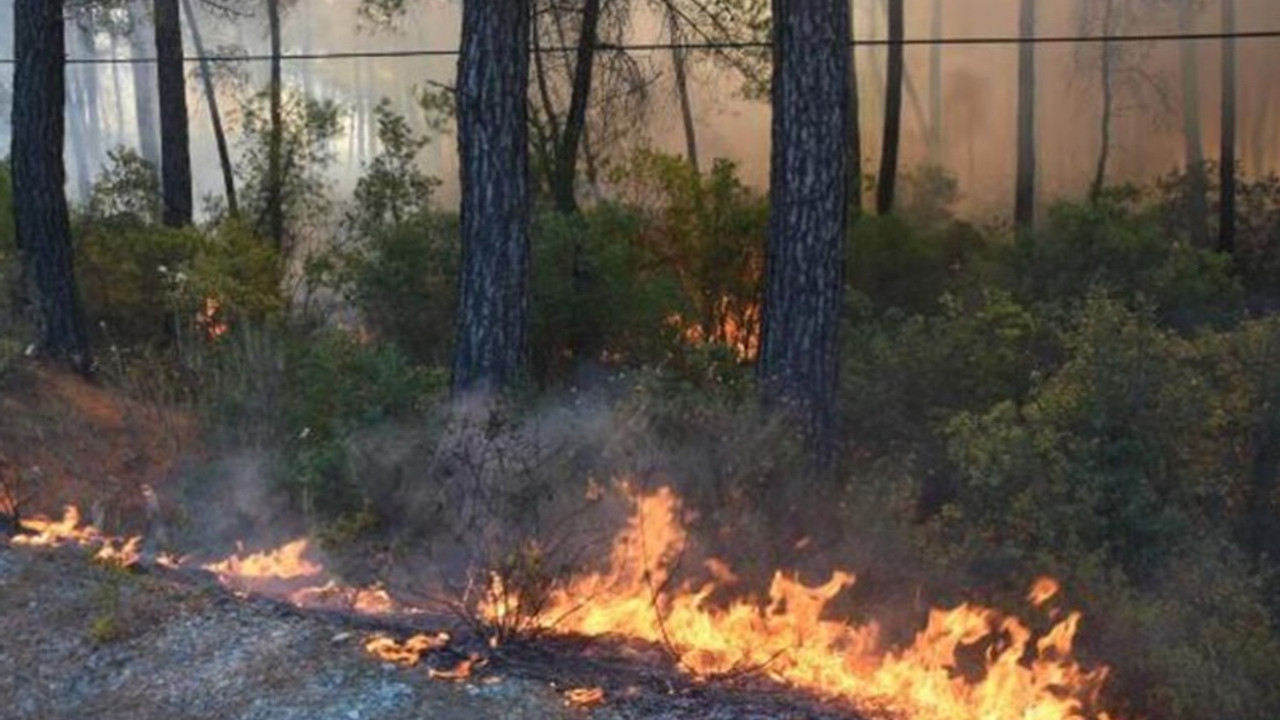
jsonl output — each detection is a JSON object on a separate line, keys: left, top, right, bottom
{"left": 2, "top": 27, "right": 1278, "bottom": 65}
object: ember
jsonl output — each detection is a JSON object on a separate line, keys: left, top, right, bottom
{"left": 564, "top": 686, "right": 606, "bottom": 708}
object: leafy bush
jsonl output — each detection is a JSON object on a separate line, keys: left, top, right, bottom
{"left": 530, "top": 204, "right": 684, "bottom": 381}
{"left": 76, "top": 152, "right": 283, "bottom": 351}
{"left": 317, "top": 101, "right": 456, "bottom": 366}
{"left": 1019, "top": 192, "right": 1240, "bottom": 327}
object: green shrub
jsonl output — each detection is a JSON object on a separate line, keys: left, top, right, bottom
{"left": 1020, "top": 193, "right": 1240, "bottom": 327}
{"left": 531, "top": 204, "right": 685, "bottom": 381}
{"left": 282, "top": 330, "right": 444, "bottom": 517}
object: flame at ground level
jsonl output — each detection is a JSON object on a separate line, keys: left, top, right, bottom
{"left": 483, "top": 486, "right": 1114, "bottom": 720}
{"left": 11, "top": 506, "right": 141, "bottom": 568}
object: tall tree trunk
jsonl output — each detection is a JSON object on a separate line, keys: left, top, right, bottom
{"left": 67, "top": 59, "right": 94, "bottom": 201}
{"left": 667, "top": 8, "right": 700, "bottom": 173}
{"left": 849, "top": 18, "right": 863, "bottom": 215}
{"left": 70, "top": 24, "right": 101, "bottom": 201}
{"left": 1219, "top": 0, "right": 1237, "bottom": 254}
{"left": 551, "top": 0, "right": 601, "bottom": 215}
{"left": 1014, "top": 0, "right": 1037, "bottom": 231}
{"left": 1090, "top": 0, "right": 1115, "bottom": 203}
{"left": 452, "top": 0, "right": 532, "bottom": 392}
{"left": 759, "top": 0, "right": 850, "bottom": 442}
{"left": 12, "top": 0, "right": 92, "bottom": 375}
{"left": 154, "top": 0, "right": 192, "bottom": 227}
{"left": 129, "top": 0, "right": 161, "bottom": 168}
{"left": 265, "top": 0, "right": 285, "bottom": 250}
{"left": 876, "top": 0, "right": 903, "bottom": 215}
{"left": 1179, "top": 0, "right": 1210, "bottom": 247}
{"left": 182, "top": 0, "right": 238, "bottom": 218}
{"left": 928, "top": 0, "right": 943, "bottom": 164}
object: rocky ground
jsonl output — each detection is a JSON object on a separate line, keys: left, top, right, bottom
{"left": 0, "top": 543, "right": 861, "bottom": 720}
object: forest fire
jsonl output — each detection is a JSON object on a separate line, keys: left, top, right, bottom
{"left": 201, "top": 539, "right": 403, "bottom": 614}
{"left": 7, "top": 493, "right": 1113, "bottom": 720}
{"left": 10, "top": 506, "right": 141, "bottom": 568}
{"left": 481, "top": 486, "right": 1114, "bottom": 720}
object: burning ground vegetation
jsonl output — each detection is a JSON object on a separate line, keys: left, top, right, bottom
{"left": 3, "top": 483, "right": 1116, "bottom": 720}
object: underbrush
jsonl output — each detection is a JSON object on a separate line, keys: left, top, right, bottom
{"left": 3, "top": 147, "right": 1280, "bottom": 720}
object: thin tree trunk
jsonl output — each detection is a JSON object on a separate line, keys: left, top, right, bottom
{"left": 759, "top": 0, "right": 850, "bottom": 443}
{"left": 1014, "top": 0, "right": 1037, "bottom": 230}
{"left": 154, "top": 0, "right": 192, "bottom": 227}
{"left": 110, "top": 31, "right": 126, "bottom": 145}
{"left": 1090, "top": 0, "right": 1116, "bottom": 203}
{"left": 928, "top": 0, "right": 942, "bottom": 164}
{"left": 129, "top": 0, "right": 161, "bottom": 168}
{"left": 266, "top": 0, "right": 285, "bottom": 250}
{"left": 68, "top": 58, "right": 94, "bottom": 201}
{"left": 850, "top": 18, "right": 863, "bottom": 215}
{"left": 876, "top": 0, "right": 903, "bottom": 215}
{"left": 12, "top": 0, "right": 92, "bottom": 375}
{"left": 182, "top": 0, "right": 238, "bottom": 218}
{"left": 667, "top": 8, "right": 700, "bottom": 173}
{"left": 1178, "top": 0, "right": 1210, "bottom": 247}
{"left": 551, "top": 0, "right": 601, "bottom": 215}
{"left": 1219, "top": 0, "right": 1237, "bottom": 254}
{"left": 452, "top": 0, "right": 532, "bottom": 392}
{"left": 72, "top": 24, "right": 101, "bottom": 201}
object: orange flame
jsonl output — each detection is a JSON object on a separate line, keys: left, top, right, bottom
{"left": 564, "top": 687, "right": 606, "bottom": 708}
{"left": 364, "top": 632, "right": 450, "bottom": 666}
{"left": 11, "top": 506, "right": 141, "bottom": 568}
{"left": 202, "top": 539, "right": 323, "bottom": 582}
{"left": 484, "top": 485, "right": 1114, "bottom": 720}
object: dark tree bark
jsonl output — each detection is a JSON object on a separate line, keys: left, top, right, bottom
{"left": 1179, "top": 0, "right": 1210, "bottom": 247}
{"left": 1014, "top": 0, "right": 1036, "bottom": 230}
{"left": 11, "top": 0, "right": 92, "bottom": 375}
{"left": 876, "top": 0, "right": 903, "bottom": 215}
{"left": 265, "top": 0, "right": 285, "bottom": 250}
{"left": 183, "top": 0, "right": 238, "bottom": 218}
{"left": 154, "top": 0, "right": 193, "bottom": 227}
{"left": 451, "top": 0, "right": 532, "bottom": 392}
{"left": 1219, "top": 0, "right": 1237, "bottom": 254}
{"left": 550, "top": 0, "right": 601, "bottom": 215}
{"left": 1090, "top": 0, "right": 1116, "bottom": 203}
{"left": 667, "top": 8, "right": 700, "bottom": 174}
{"left": 758, "top": 0, "right": 850, "bottom": 440}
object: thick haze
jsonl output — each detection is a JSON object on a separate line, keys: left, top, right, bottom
{"left": 0, "top": 0, "right": 1277, "bottom": 216}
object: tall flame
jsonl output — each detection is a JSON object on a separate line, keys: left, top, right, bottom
{"left": 485, "top": 486, "right": 1113, "bottom": 720}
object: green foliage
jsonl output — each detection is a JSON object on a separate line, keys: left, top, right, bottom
{"left": 75, "top": 151, "right": 284, "bottom": 351}
{"left": 530, "top": 204, "right": 685, "bottom": 380}
{"left": 842, "top": 290, "right": 1042, "bottom": 455}
{"left": 315, "top": 101, "right": 454, "bottom": 366}
{"left": 849, "top": 166, "right": 997, "bottom": 315}
{"left": 1019, "top": 192, "right": 1240, "bottom": 327}
{"left": 347, "top": 99, "right": 440, "bottom": 237}
{"left": 86, "top": 147, "right": 162, "bottom": 224}
{"left": 282, "top": 331, "right": 444, "bottom": 517}
{"left": 610, "top": 151, "right": 765, "bottom": 382}
{"left": 238, "top": 90, "right": 342, "bottom": 249}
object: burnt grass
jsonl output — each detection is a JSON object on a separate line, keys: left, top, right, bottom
{"left": 0, "top": 542, "right": 865, "bottom": 720}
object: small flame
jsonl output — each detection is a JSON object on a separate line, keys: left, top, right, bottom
{"left": 202, "top": 539, "right": 323, "bottom": 582}
{"left": 364, "top": 632, "right": 450, "bottom": 666}
{"left": 1028, "top": 576, "right": 1061, "bottom": 607}
{"left": 483, "top": 485, "right": 1115, "bottom": 720}
{"left": 564, "top": 687, "right": 606, "bottom": 708}
{"left": 11, "top": 506, "right": 141, "bottom": 568}
{"left": 196, "top": 296, "right": 229, "bottom": 340}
